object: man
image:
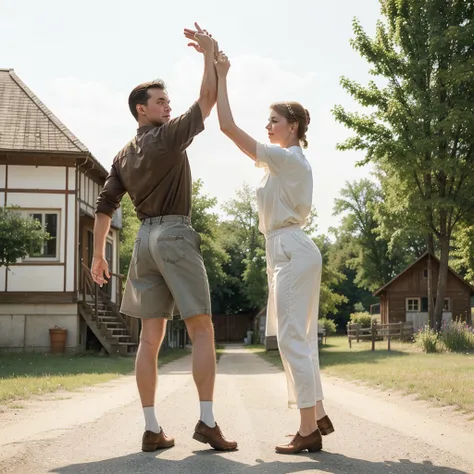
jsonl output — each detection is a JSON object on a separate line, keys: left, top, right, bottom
{"left": 91, "top": 23, "right": 237, "bottom": 453}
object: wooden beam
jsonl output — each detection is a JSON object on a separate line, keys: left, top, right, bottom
{"left": 64, "top": 167, "right": 69, "bottom": 292}
{"left": 0, "top": 188, "right": 75, "bottom": 195}
{"left": 0, "top": 292, "right": 77, "bottom": 304}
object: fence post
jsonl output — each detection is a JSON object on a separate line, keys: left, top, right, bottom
{"left": 356, "top": 324, "right": 360, "bottom": 343}
{"left": 371, "top": 320, "right": 376, "bottom": 351}
{"left": 347, "top": 323, "right": 351, "bottom": 348}
{"left": 400, "top": 321, "right": 403, "bottom": 342}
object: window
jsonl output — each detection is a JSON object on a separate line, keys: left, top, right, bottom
{"left": 443, "top": 298, "right": 451, "bottom": 312}
{"left": 25, "top": 211, "right": 60, "bottom": 260}
{"left": 406, "top": 298, "right": 420, "bottom": 312}
{"left": 423, "top": 268, "right": 428, "bottom": 279}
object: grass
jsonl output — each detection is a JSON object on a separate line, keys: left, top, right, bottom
{"left": 248, "top": 337, "right": 474, "bottom": 414}
{"left": 0, "top": 348, "right": 189, "bottom": 404}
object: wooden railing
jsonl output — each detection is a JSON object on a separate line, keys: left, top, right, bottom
{"left": 347, "top": 321, "right": 414, "bottom": 351}
{"left": 80, "top": 262, "right": 130, "bottom": 333}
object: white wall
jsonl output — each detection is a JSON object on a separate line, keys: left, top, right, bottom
{"left": 66, "top": 194, "right": 76, "bottom": 291}
{"left": 4, "top": 167, "right": 76, "bottom": 292}
{"left": 7, "top": 165, "right": 66, "bottom": 189}
{"left": 79, "top": 172, "right": 100, "bottom": 209}
{"left": 7, "top": 266, "right": 64, "bottom": 291}
{"left": 0, "top": 304, "right": 79, "bottom": 351}
{"left": 406, "top": 312, "right": 452, "bottom": 332}
{"left": 0, "top": 164, "right": 5, "bottom": 188}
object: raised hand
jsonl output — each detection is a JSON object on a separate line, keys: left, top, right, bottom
{"left": 214, "top": 51, "right": 231, "bottom": 77}
{"left": 184, "top": 22, "right": 218, "bottom": 55}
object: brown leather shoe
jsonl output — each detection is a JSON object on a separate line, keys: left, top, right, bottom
{"left": 317, "top": 416, "right": 335, "bottom": 436}
{"left": 142, "top": 429, "right": 175, "bottom": 452}
{"left": 193, "top": 421, "right": 238, "bottom": 451}
{"left": 275, "top": 429, "right": 322, "bottom": 454}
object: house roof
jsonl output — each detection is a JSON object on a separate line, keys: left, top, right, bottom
{"left": 0, "top": 68, "right": 89, "bottom": 154}
{"left": 0, "top": 68, "right": 111, "bottom": 182}
{"left": 373, "top": 251, "right": 474, "bottom": 296}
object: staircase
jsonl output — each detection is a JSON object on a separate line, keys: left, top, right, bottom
{"left": 78, "top": 263, "right": 138, "bottom": 356}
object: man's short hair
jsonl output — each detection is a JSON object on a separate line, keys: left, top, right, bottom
{"left": 128, "top": 79, "right": 167, "bottom": 121}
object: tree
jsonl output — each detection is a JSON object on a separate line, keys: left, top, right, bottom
{"left": 333, "top": 1, "right": 474, "bottom": 329}
{"left": 119, "top": 194, "right": 141, "bottom": 277}
{"left": 220, "top": 183, "right": 265, "bottom": 312}
{"left": 313, "top": 234, "right": 348, "bottom": 319}
{"left": 332, "top": 179, "right": 423, "bottom": 292}
{"left": 191, "top": 179, "right": 228, "bottom": 304}
{"left": 450, "top": 223, "right": 474, "bottom": 284}
{"left": 0, "top": 206, "right": 49, "bottom": 268}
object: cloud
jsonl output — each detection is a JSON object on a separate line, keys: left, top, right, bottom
{"left": 44, "top": 54, "right": 373, "bottom": 233}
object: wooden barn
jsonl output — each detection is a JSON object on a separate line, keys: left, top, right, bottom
{"left": 373, "top": 252, "right": 474, "bottom": 331}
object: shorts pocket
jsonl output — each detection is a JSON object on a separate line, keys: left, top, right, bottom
{"left": 158, "top": 235, "right": 185, "bottom": 264}
{"left": 130, "top": 238, "right": 141, "bottom": 268}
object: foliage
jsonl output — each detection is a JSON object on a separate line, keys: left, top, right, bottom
{"left": 319, "top": 317, "right": 337, "bottom": 336}
{"left": 313, "top": 234, "right": 348, "bottom": 318}
{"left": 119, "top": 194, "right": 140, "bottom": 277}
{"left": 0, "top": 206, "right": 50, "bottom": 268}
{"left": 414, "top": 326, "right": 442, "bottom": 353}
{"left": 440, "top": 320, "right": 474, "bottom": 353}
{"left": 333, "top": 0, "right": 474, "bottom": 329}
{"left": 349, "top": 312, "right": 372, "bottom": 328}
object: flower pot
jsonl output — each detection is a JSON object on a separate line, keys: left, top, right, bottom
{"left": 49, "top": 328, "right": 68, "bottom": 354}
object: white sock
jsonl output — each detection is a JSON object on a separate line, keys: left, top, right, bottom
{"left": 200, "top": 401, "right": 216, "bottom": 428}
{"left": 143, "top": 406, "right": 161, "bottom": 433}
{"left": 316, "top": 401, "right": 327, "bottom": 421}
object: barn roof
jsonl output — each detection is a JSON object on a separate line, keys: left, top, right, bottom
{"left": 373, "top": 251, "right": 474, "bottom": 297}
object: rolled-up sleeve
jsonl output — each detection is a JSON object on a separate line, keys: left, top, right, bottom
{"left": 255, "top": 143, "right": 290, "bottom": 174}
{"left": 95, "top": 162, "right": 127, "bottom": 218}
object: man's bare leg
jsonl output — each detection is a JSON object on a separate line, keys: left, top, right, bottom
{"left": 136, "top": 318, "right": 167, "bottom": 433}
{"left": 184, "top": 314, "right": 216, "bottom": 425}
{"left": 184, "top": 314, "right": 237, "bottom": 450}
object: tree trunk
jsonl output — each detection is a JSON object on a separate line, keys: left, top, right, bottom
{"left": 434, "top": 234, "right": 450, "bottom": 331}
{"left": 427, "top": 234, "right": 435, "bottom": 329}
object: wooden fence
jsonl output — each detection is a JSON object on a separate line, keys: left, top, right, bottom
{"left": 347, "top": 321, "right": 414, "bottom": 351}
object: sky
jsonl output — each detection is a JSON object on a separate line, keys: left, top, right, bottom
{"left": 1, "top": 0, "right": 381, "bottom": 234}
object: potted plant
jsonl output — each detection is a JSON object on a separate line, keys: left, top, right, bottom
{"left": 49, "top": 325, "right": 68, "bottom": 354}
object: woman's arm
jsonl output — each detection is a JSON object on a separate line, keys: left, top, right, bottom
{"left": 215, "top": 52, "right": 257, "bottom": 161}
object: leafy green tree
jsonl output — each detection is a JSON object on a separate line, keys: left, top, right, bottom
{"left": 0, "top": 206, "right": 49, "bottom": 267}
{"left": 333, "top": 1, "right": 474, "bottom": 328}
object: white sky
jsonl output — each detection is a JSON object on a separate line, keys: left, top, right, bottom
{"left": 1, "top": 0, "right": 380, "bottom": 234}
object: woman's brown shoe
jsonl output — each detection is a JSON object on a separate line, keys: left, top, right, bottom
{"left": 275, "top": 429, "right": 322, "bottom": 454}
{"left": 317, "top": 416, "right": 335, "bottom": 436}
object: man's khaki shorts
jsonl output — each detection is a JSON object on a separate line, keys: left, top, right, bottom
{"left": 120, "top": 215, "right": 211, "bottom": 320}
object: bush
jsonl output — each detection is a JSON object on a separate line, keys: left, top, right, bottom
{"left": 349, "top": 312, "right": 372, "bottom": 328}
{"left": 441, "top": 320, "right": 474, "bottom": 352}
{"left": 414, "top": 325, "right": 442, "bottom": 353}
{"left": 319, "top": 318, "right": 337, "bottom": 336}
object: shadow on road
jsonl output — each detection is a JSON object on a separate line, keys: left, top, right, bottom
{"left": 214, "top": 347, "right": 410, "bottom": 375}
{"left": 50, "top": 450, "right": 471, "bottom": 474}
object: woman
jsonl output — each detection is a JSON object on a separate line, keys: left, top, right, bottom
{"left": 214, "top": 52, "right": 334, "bottom": 454}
